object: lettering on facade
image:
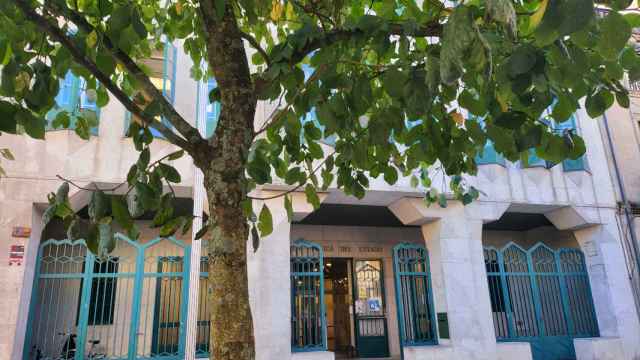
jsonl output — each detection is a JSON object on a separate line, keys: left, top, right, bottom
{"left": 358, "top": 246, "right": 383, "bottom": 253}
{"left": 339, "top": 246, "right": 351, "bottom": 253}
{"left": 323, "top": 245, "right": 334, "bottom": 253}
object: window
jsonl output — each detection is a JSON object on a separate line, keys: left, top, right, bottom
{"left": 46, "top": 72, "right": 100, "bottom": 135}
{"left": 126, "top": 41, "right": 177, "bottom": 137}
{"left": 77, "top": 258, "right": 119, "bottom": 325}
{"left": 205, "top": 78, "right": 220, "bottom": 138}
{"left": 520, "top": 109, "right": 587, "bottom": 171}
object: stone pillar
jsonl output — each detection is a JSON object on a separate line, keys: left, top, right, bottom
{"left": 248, "top": 191, "right": 322, "bottom": 360}
{"left": 571, "top": 209, "right": 640, "bottom": 359}
{"left": 421, "top": 210, "right": 497, "bottom": 359}
{"left": 389, "top": 199, "right": 510, "bottom": 360}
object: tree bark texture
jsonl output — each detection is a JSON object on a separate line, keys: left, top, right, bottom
{"left": 195, "top": 2, "right": 258, "bottom": 359}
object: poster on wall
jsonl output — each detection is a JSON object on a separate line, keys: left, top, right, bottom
{"left": 9, "top": 245, "right": 24, "bottom": 266}
{"left": 12, "top": 226, "right": 31, "bottom": 238}
{"left": 367, "top": 297, "right": 382, "bottom": 312}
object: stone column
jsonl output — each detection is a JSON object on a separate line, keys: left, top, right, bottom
{"left": 389, "top": 199, "right": 509, "bottom": 360}
{"left": 248, "top": 191, "right": 322, "bottom": 360}
{"left": 571, "top": 209, "right": 640, "bottom": 359}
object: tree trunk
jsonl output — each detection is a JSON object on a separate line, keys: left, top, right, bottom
{"left": 202, "top": 152, "right": 255, "bottom": 360}
{"left": 195, "top": 2, "right": 259, "bottom": 358}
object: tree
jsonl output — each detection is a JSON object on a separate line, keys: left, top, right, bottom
{"left": 1, "top": 0, "right": 639, "bottom": 358}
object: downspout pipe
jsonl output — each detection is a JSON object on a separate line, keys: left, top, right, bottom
{"left": 602, "top": 111, "right": 640, "bottom": 293}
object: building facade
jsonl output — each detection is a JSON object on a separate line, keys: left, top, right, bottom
{"left": 2, "top": 39, "right": 640, "bottom": 360}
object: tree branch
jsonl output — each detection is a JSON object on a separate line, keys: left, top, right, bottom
{"left": 281, "top": 21, "right": 443, "bottom": 66}
{"left": 239, "top": 30, "right": 270, "bottom": 66}
{"left": 14, "top": 0, "right": 193, "bottom": 151}
{"left": 43, "top": 0, "right": 204, "bottom": 146}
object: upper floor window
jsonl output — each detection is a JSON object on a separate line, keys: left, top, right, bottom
{"left": 522, "top": 111, "right": 588, "bottom": 172}
{"left": 126, "top": 41, "right": 177, "bottom": 138}
{"left": 46, "top": 72, "right": 99, "bottom": 135}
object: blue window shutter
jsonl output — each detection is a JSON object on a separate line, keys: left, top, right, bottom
{"left": 205, "top": 78, "right": 220, "bottom": 138}
{"left": 557, "top": 115, "right": 588, "bottom": 172}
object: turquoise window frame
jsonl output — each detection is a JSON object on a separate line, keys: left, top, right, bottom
{"left": 290, "top": 239, "right": 327, "bottom": 352}
{"left": 45, "top": 72, "right": 100, "bottom": 135}
{"left": 124, "top": 41, "right": 177, "bottom": 138}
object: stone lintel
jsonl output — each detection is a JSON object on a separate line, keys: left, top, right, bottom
{"left": 544, "top": 206, "right": 603, "bottom": 230}
{"left": 388, "top": 197, "right": 509, "bottom": 225}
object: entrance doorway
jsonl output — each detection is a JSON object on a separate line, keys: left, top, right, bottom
{"left": 324, "top": 258, "right": 354, "bottom": 357}
{"left": 324, "top": 258, "right": 390, "bottom": 358}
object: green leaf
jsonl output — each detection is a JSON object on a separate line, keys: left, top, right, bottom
{"left": 153, "top": 193, "right": 174, "bottom": 226}
{"left": 251, "top": 223, "right": 260, "bottom": 252}
{"left": 382, "top": 69, "right": 407, "bottom": 98}
{"left": 486, "top": 0, "right": 517, "bottom": 37}
{"left": 98, "top": 222, "right": 115, "bottom": 254}
{"left": 43, "top": 205, "right": 57, "bottom": 226}
{"left": 111, "top": 195, "right": 133, "bottom": 230}
{"left": 438, "top": 193, "right": 448, "bottom": 208}
{"left": 586, "top": 90, "right": 614, "bottom": 118}
{"left": 440, "top": 6, "right": 476, "bottom": 84}
{"left": 304, "top": 184, "right": 320, "bottom": 210}
{"left": 257, "top": 204, "right": 273, "bottom": 237}
{"left": 167, "top": 150, "right": 185, "bottom": 160}
{"left": 535, "top": 0, "right": 594, "bottom": 45}
{"left": 56, "top": 182, "right": 70, "bottom": 205}
{"left": 138, "top": 148, "right": 150, "bottom": 169}
{"left": 383, "top": 166, "right": 398, "bottom": 185}
{"left": 1, "top": 148, "right": 14, "bottom": 160}
{"left": 181, "top": 216, "right": 194, "bottom": 235}
{"left": 96, "top": 52, "right": 116, "bottom": 76}
{"left": 507, "top": 45, "right": 538, "bottom": 77}
{"left": 17, "top": 109, "right": 45, "bottom": 139}
{"left": 74, "top": 117, "right": 91, "bottom": 140}
{"left": 86, "top": 223, "right": 99, "bottom": 254}
{"left": 284, "top": 195, "right": 294, "bottom": 222}
{"left": 158, "top": 163, "right": 181, "bottom": 183}
{"left": 597, "top": 11, "right": 631, "bottom": 59}
{"left": 195, "top": 222, "right": 209, "bottom": 240}
{"left": 160, "top": 216, "right": 185, "bottom": 237}
{"left": 0, "top": 101, "right": 18, "bottom": 133}
{"left": 88, "top": 190, "right": 109, "bottom": 222}
{"left": 52, "top": 111, "right": 71, "bottom": 129}
{"left": 66, "top": 218, "right": 82, "bottom": 240}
